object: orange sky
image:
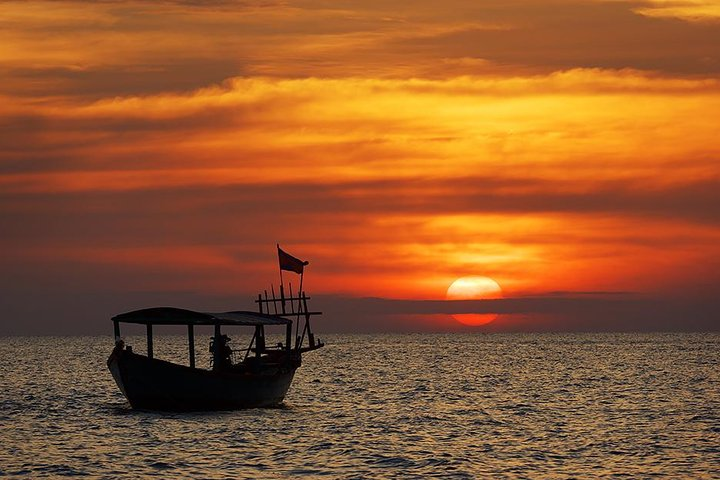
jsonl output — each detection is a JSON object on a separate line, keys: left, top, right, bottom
{"left": 1, "top": 0, "right": 719, "bottom": 332}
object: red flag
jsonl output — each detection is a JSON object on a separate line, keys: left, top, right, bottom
{"left": 277, "top": 245, "right": 309, "bottom": 274}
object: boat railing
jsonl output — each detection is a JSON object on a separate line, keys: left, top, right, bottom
{"left": 255, "top": 283, "right": 323, "bottom": 352}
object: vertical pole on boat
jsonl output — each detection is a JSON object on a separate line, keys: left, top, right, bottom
{"left": 187, "top": 324, "right": 195, "bottom": 368}
{"left": 286, "top": 321, "right": 292, "bottom": 351}
{"left": 280, "top": 283, "right": 286, "bottom": 315}
{"left": 276, "top": 243, "right": 283, "bottom": 286}
{"left": 279, "top": 268, "right": 284, "bottom": 300}
{"left": 213, "top": 324, "right": 221, "bottom": 370}
{"left": 244, "top": 330, "right": 256, "bottom": 361}
{"left": 271, "top": 285, "right": 278, "bottom": 315}
{"left": 298, "top": 292, "right": 313, "bottom": 349}
{"left": 255, "top": 325, "right": 265, "bottom": 358}
{"left": 288, "top": 282, "right": 294, "bottom": 310}
{"left": 278, "top": 248, "right": 287, "bottom": 314}
{"left": 290, "top": 282, "right": 298, "bottom": 349}
{"left": 294, "top": 272, "right": 304, "bottom": 349}
{"left": 146, "top": 324, "right": 153, "bottom": 359}
{"left": 304, "top": 292, "right": 315, "bottom": 348}
{"left": 298, "top": 271, "right": 304, "bottom": 313}
{"left": 264, "top": 290, "right": 271, "bottom": 316}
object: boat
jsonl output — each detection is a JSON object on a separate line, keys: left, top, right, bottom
{"left": 107, "top": 246, "right": 324, "bottom": 411}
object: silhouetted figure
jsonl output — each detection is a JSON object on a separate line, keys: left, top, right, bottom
{"left": 107, "top": 339, "right": 125, "bottom": 367}
{"left": 210, "top": 334, "right": 233, "bottom": 370}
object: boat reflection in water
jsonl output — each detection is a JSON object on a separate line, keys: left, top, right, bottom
{"left": 107, "top": 247, "right": 323, "bottom": 411}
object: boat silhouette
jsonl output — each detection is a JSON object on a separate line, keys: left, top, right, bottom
{"left": 107, "top": 247, "right": 323, "bottom": 411}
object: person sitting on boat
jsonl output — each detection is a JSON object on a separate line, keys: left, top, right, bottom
{"left": 221, "top": 335, "right": 233, "bottom": 366}
{"left": 106, "top": 338, "right": 125, "bottom": 367}
{"left": 210, "top": 334, "right": 233, "bottom": 370}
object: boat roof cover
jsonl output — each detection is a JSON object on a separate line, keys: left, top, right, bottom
{"left": 112, "top": 307, "right": 292, "bottom": 326}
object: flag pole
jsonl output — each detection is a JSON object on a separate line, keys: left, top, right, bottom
{"left": 278, "top": 244, "right": 286, "bottom": 313}
{"left": 298, "top": 271, "right": 304, "bottom": 313}
{"left": 277, "top": 244, "right": 284, "bottom": 288}
{"left": 295, "top": 270, "right": 304, "bottom": 349}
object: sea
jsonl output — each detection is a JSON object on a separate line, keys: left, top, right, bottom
{"left": 1, "top": 333, "right": 718, "bottom": 479}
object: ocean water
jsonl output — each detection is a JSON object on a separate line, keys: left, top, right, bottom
{"left": 1, "top": 333, "right": 719, "bottom": 478}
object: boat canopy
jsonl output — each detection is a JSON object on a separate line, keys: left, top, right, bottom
{"left": 112, "top": 307, "right": 292, "bottom": 326}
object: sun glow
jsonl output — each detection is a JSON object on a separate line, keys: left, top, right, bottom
{"left": 446, "top": 276, "right": 503, "bottom": 326}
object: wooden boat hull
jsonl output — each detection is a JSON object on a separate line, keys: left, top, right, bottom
{"left": 108, "top": 350, "right": 297, "bottom": 411}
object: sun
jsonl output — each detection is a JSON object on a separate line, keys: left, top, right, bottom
{"left": 446, "top": 276, "right": 503, "bottom": 326}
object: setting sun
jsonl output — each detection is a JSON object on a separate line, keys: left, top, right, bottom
{"left": 446, "top": 276, "right": 503, "bottom": 326}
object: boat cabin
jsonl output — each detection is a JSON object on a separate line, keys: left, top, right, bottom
{"left": 111, "top": 289, "right": 323, "bottom": 372}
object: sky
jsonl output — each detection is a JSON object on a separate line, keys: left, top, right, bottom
{"left": 1, "top": 0, "right": 719, "bottom": 334}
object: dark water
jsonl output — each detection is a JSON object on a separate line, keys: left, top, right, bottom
{"left": 1, "top": 333, "right": 719, "bottom": 478}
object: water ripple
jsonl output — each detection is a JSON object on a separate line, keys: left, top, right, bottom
{"left": 1, "top": 333, "right": 718, "bottom": 478}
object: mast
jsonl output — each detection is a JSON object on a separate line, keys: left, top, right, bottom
{"left": 251, "top": 245, "right": 324, "bottom": 353}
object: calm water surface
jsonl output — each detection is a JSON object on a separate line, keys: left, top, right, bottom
{"left": 1, "top": 333, "right": 719, "bottom": 478}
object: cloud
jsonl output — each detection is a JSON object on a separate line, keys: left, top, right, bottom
{"left": 2, "top": 62, "right": 243, "bottom": 98}
{"left": 1, "top": 174, "right": 719, "bottom": 303}
{"left": 391, "top": 1, "right": 720, "bottom": 74}
{"left": 1, "top": 0, "right": 719, "bottom": 101}
{"left": 2, "top": 71, "right": 720, "bottom": 179}
{"left": 4, "top": 174, "right": 720, "bottom": 224}
{"left": 635, "top": 1, "right": 720, "bottom": 22}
